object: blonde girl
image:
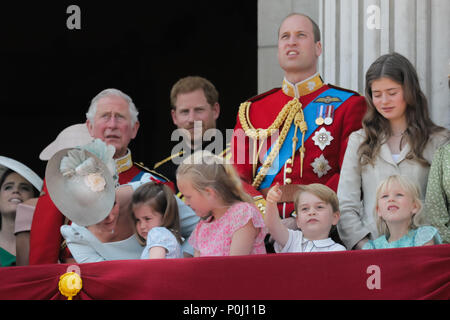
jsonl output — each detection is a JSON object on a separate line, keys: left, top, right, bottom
{"left": 363, "top": 175, "right": 441, "bottom": 249}
{"left": 176, "top": 151, "right": 267, "bottom": 256}
{"left": 131, "top": 182, "right": 183, "bottom": 259}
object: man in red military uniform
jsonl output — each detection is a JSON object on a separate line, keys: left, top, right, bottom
{"left": 29, "top": 89, "right": 173, "bottom": 264}
{"left": 231, "top": 13, "right": 367, "bottom": 218}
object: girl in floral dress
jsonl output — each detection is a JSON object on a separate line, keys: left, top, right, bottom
{"left": 176, "top": 151, "right": 266, "bottom": 257}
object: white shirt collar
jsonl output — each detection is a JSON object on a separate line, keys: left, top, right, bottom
{"left": 302, "top": 237, "right": 335, "bottom": 248}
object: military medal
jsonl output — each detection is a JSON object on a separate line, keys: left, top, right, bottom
{"left": 315, "top": 116, "right": 324, "bottom": 126}
{"left": 311, "top": 154, "right": 332, "bottom": 178}
{"left": 315, "top": 104, "right": 324, "bottom": 125}
{"left": 324, "top": 105, "right": 334, "bottom": 125}
{"left": 312, "top": 127, "right": 334, "bottom": 151}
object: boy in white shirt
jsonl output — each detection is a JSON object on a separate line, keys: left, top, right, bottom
{"left": 265, "top": 183, "right": 346, "bottom": 253}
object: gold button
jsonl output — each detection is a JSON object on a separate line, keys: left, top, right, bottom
{"left": 285, "top": 167, "right": 292, "bottom": 174}
{"left": 285, "top": 178, "right": 292, "bottom": 184}
{"left": 286, "top": 158, "right": 292, "bottom": 164}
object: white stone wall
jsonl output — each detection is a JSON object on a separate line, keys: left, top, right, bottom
{"left": 258, "top": 0, "right": 450, "bottom": 128}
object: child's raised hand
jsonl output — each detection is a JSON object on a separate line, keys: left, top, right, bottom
{"left": 267, "top": 183, "right": 282, "bottom": 204}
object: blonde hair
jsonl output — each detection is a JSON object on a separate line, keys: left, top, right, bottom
{"left": 130, "top": 182, "right": 181, "bottom": 245}
{"left": 374, "top": 175, "right": 423, "bottom": 236}
{"left": 293, "top": 183, "right": 339, "bottom": 213}
{"left": 176, "top": 150, "right": 253, "bottom": 205}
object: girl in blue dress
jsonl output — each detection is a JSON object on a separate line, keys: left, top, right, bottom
{"left": 363, "top": 175, "right": 441, "bottom": 249}
{"left": 131, "top": 182, "right": 183, "bottom": 259}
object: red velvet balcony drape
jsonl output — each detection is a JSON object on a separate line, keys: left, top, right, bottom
{"left": 1, "top": 244, "right": 449, "bottom": 300}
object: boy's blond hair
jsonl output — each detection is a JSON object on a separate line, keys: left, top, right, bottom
{"left": 374, "top": 175, "right": 423, "bottom": 236}
{"left": 293, "top": 183, "right": 339, "bottom": 213}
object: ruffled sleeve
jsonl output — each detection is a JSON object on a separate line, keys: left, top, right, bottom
{"left": 229, "top": 202, "right": 266, "bottom": 230}
{"left": 413, "top": 226, "right": 442, "bottom": 246}
{"left": 146, "top": 227, "right": 177, "bottom": 251}
{"left": 228, "top": 202, "right": 267, "bottom": 250}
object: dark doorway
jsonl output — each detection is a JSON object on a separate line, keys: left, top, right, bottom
{"left": 0, "top": 1, "right": 257, "bottom": 178}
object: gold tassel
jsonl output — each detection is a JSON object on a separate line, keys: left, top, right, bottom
{"left": 299, "top": 119, "right": 307, "bottom": 177}
{"left": 252, "top": 135, "right": 258, "bottom": 178}
{"left": 292, "top": 110, "right": 308, "bottom": 177}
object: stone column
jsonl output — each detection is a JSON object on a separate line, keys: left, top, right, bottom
{"left": 258, "top": 0, "right": 450, "bottom": 128}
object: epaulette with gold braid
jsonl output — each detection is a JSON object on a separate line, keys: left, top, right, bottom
{"left": 219, "top": 144, "right": 231, "bottom": 160}
{"left": 153, "top": 151, "right": 184, "bottom": 170}
{"left": 134, "top": 161, "right": 171, "bottom": 182}
{"left": 253, "top": 195, "right": 266, "bottom": 217}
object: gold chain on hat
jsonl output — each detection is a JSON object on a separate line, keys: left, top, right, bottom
{"left": 238, "top": 98, "right": 304, "bottom": 189}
